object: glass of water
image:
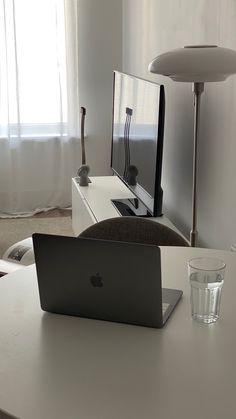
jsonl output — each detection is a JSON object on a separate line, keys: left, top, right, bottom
{"left": 188, "top": 257, "right": 226, "bottom": 324}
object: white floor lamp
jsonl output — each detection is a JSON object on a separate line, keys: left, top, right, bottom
{"left": 149, "top": 45, "right": 236, "bottom": 246}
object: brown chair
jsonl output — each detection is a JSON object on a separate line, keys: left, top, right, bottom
{"left": 79, "top": 216, "right": 189, "bottom": 247}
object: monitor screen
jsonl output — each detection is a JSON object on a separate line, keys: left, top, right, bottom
{"left": 111, "top": 71, "right": 165, "bottom": 216}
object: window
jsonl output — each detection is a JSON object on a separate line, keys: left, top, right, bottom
{"left": 0, "top": 0, "right": 68, "bottom": 138}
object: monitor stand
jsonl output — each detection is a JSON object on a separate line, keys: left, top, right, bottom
{"left": 111, "top": 198, "right": 152, "bottom": 217}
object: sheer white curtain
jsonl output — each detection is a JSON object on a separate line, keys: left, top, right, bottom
{"left": 0, "top": 0, "right": 80, "bottom": 217}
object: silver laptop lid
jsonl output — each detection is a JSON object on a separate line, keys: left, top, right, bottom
{"left": 33, "top": 233, "right": 163, "bottom": 328}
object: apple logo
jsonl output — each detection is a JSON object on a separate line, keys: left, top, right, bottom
{"left": 90, "top": 272, "right": 103, "bottom": 287}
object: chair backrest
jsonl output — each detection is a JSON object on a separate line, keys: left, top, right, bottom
{"left": 79, "top": 217, "right": 189, "bottom": 247}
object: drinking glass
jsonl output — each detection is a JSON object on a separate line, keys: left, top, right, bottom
{"left": 188, "top": 257, "right": 226, "bottom": 324}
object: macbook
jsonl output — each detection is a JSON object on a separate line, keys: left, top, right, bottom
{"left": 32, "top": 233, "right": 182, "bottom": 328}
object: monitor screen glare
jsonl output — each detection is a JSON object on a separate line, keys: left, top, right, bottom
{"left": 111, "top": 71, "right": 164, "bottom": 216}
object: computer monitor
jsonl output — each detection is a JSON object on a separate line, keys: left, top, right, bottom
{"left": 111, "top": 71, "right": 165, "bottom": 217}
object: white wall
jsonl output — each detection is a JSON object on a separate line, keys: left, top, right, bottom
{"left": 123, "top": 0, "right": 236, "bottom": 250}
{"left": 78, "top": 0, "right": 122, "bottom": 176}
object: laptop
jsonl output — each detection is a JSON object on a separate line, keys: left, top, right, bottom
{"left": 32, "top": 233, "right": 183, "bottom": 328}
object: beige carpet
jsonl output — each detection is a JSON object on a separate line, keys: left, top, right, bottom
{"left": 0, "top": 209, "right": 74, "bottom": 258}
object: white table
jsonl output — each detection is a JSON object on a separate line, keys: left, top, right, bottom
{"left": 0, "top": 247, "right": 236, "bottom": 419}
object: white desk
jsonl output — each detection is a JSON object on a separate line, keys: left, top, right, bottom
{"left": 0, "top": 247, "right": 236, "bottom": 419}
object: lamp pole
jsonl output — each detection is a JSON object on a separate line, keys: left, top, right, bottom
{"left": 190, "top": 82, "right": 204, "bottom": 247}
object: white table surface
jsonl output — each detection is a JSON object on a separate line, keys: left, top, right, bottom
{"left": 0, "top": 246, "right": 236, "bottom": 419}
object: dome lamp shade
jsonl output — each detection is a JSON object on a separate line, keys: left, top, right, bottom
{"left": 148, "top": 45, "right": 236, "bottom": 82}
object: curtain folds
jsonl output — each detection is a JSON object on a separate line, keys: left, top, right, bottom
{"left": 0, "top": 0, "right": 80, "bottom": 217}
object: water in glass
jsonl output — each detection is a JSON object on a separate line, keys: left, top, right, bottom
{"left": 190, "top": 271, "right": 224, "bottom": 324}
